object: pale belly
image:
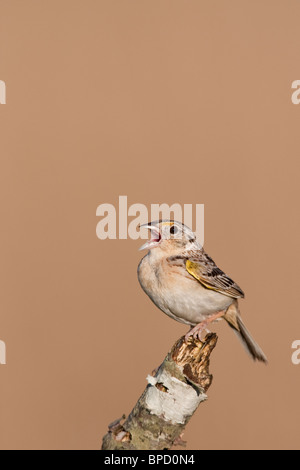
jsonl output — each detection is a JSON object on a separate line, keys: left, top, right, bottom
{"left": 138, "top": 256, "right": 233, "bottom": 326}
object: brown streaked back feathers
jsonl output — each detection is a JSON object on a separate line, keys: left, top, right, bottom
{"left": 185, "top": 249, "right": 245, "bottom": 299}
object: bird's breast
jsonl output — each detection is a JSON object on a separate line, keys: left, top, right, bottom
{"left": 138, "top": 254, "right": 233, "bottom": 326}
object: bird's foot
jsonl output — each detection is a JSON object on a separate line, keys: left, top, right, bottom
{"left": 185, "top": 322, "right": 210, "bottom": 342}
{"left": 185, "top": 310, "right": 226, "bottom": 343}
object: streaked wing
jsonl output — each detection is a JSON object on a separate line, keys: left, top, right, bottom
{"left": 185, "top": 249, "right": 245, "bottom": 299}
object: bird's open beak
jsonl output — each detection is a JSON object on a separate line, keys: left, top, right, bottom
{"left": 139, "top": 224, "right": 161, "bottom": 251}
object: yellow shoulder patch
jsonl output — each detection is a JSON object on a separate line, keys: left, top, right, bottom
{"left": 186, "top": 260, "right": 215, "bottom": 290}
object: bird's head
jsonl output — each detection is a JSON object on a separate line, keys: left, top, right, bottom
{"left": 139, "top": 220, "right": 197, "bottom": 253}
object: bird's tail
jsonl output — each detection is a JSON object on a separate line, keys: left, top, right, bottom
{"left": 224, "top": 301, "right": 268, "bottom": 364}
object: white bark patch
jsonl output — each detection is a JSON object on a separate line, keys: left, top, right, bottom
{"left": 145, "top": 369, "right": 207, "bottom": 424}
{"left": 146, "top": 375, "right": 158, "bottom": 386}
{"left": 115, "top": 431, "right": 127, "bottom": 441}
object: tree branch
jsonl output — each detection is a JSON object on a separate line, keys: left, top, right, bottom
{"left": 101, "top": 333, "right": 218, "bottom": 450}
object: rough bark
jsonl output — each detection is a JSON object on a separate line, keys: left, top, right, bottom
{"left": 101, "top": 333, "right": 217, "bottom": 450}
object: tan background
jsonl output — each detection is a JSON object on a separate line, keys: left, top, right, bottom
{"left": 0, "top": 0, "right": 300, "bottom": 450}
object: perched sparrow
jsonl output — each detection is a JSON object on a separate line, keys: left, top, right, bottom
{"left": 138, "top": 220, "right": 267, "bottom": 363}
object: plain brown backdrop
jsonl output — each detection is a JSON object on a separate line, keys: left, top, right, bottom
{"left": 0, "top": 0, "right": 300, "bottom": 450}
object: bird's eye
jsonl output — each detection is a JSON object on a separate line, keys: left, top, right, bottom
{"left": 170, "top": 225, "right": 178, "bottom": 235}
